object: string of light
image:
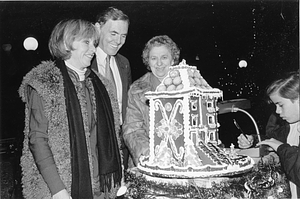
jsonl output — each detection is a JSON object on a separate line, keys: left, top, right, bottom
{"left": 213, "top": 1, "right": 260, "bottom": 98}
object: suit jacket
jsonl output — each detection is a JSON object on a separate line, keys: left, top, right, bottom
{"left": 91, "top": 53, "right": 132, "bottom": 122}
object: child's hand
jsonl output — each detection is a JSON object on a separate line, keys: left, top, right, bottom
{"left": 257, "top": 138, "right": 283, "bottom": 152}
{"left": 237, "top": 134, "right": 254, "bottom": 149}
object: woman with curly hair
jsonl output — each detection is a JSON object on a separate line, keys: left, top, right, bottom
{"left": 123, "top": 35, "right": 180, "bottom": 168}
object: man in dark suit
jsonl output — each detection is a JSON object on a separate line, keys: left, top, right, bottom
{"left": 92, "top": 7, "right": 132, "bottom": 170}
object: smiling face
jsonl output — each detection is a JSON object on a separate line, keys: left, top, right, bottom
{"left": 270, "top": 91, "right": 300, "bottom": 124}
{"left": 97, "top": 19, "right": 128, "bottom": 56}
{"left": 148, "top": 45, "right": 174, "bottom": 81}
{"left": 67, "top": 38, "right": 96, "bottom": 70}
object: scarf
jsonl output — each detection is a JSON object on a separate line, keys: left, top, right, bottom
{"left": 59, "top": 61, "right": 93, "bottom": 198}
{"left": 89, "top": 69, "right": 122, "bottom": 193}
{"left": 59, "top": 60, "right": 122, "bottom": 198}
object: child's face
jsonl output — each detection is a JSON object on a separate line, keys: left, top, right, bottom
{"left": 270, "top": 91, "right": 299, "bottom": 124}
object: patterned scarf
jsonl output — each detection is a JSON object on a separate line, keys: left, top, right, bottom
{"left": 89, "top": 69, "right": 122, "bottom": 193}
{"left": 58, "top": 60, "right": 122, "bottom": 198}
{"left": 59, "top": 61, "right": 93, "bottom": 198}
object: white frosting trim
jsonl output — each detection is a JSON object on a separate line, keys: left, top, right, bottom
{"left": 138, "top": 157, "right": 254, "bottom": 178}
{"left": 149, "top": 98, "right": 155, "bottom": 163}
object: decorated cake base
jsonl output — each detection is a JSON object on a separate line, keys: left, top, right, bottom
{"left": 135, "top": 171, "right": 229, "bottom": 188}
{"left": 125, "top": 159, "right": 291, "bottom": 199}
{"left": 137, "top": 144, "right": 254, "bottom": 179}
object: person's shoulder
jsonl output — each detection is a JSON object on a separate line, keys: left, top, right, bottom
{"left": 26, "top": 60, "right": 55, "bottom": 75}
{"left": 115, "top": 53, "right": 130, "bottom": 65}
{"left": 23, "top": 60, "right": 61, "bottom": 85}
{"left": 129, "top": 73, "right": 151, "bottom": 94}
{"left": 19, "top": 60, "right": 61, "bottom": 101}
{"left": 115, "top": 53, "right": 128, "bottom": 60}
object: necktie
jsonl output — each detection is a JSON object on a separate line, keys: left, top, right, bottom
{"left": 105, "top": 55, "right": 116, "bottom": 91}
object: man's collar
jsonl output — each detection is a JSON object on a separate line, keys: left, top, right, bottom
{"left": 96, "top": 47, "right": 108, "bottom": 63}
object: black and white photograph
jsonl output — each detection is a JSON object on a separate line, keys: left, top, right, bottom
{"left": 0, "top": 1, "right": 299, "bottom": 198}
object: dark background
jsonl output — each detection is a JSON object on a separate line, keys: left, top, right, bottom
{"left": 0, "top": 0, "right": 299, "bottom": 146}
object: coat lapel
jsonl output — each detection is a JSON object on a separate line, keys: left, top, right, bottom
{"left": 90, "top": 57, "right": 98, "bottom": 72}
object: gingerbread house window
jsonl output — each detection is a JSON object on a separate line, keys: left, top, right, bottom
{"left": 207, "top": 114, "right": 215, "bottom": 124}
{"left": 191, "top": 100, "right": 198, "bottom": 111}
{"left": 207, "top": 114, "right": 217, "bottom": 128}
{"left": 190, "top": 130, "right": 197, "bottom": 144}
{"left": 207, "top": 101, "right": 212, "bottom": 107}
{"left": 191, "top": 114, "right": 198, "bottom": 126}
{"left": 208, "top": 130, "right": 215, "bottom": 141}
{"left": 207, "top": 100, "right": 215, "bottom": 113}
{"left": 200, "top": 130, "right": 206, "bottom": 142}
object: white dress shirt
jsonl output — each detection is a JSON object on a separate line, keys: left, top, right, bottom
{"left": 95, "top": 47, "right": 123, "bottom": 123}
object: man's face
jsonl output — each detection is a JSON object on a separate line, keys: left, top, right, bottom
{"left": 97, "top": 19, "right": 128, "bottom": 56}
